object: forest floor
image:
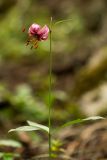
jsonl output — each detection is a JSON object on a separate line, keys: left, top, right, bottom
{"left": 0, "top": 120, "right": 107, "bottom": 160}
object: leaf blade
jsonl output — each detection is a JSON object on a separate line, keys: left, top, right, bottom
{"left": 8, "top": 126, "right": 39, "bottom": 133}
{"left": 27, "top": 120, "right": 49, "bottom": 133}
{"left": 61, "top": 116, "right": 105, "bottom": 128}
{"left": 0, "top": 140, "right": 21, "bottom": 148}
{"left": 83, "top": 116, "right": 105, "bottom": 121}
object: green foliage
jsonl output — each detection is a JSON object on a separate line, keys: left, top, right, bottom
{"left": 9, "top": 126, "right": 40, "bottom": 132}
{"left": 27, "top": 120, "right": 49, "bottom": 133}
{"left": 0, "top": 152, "right": 19, "bottom": 160}
{"left": 61, "top": 116, "right": 105, "bottom": 128}
{"left": 11, "top": 84, "right": 48, "bottom": 121}
{"left": 9, "top": 121, "right": 49, "bottom": 134}
{"left": 0, "top": 140, "right": 21, "bottom": 148}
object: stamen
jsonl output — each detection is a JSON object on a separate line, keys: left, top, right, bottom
{"left": 34, "top": 44, "right": 38, "bottom": 49}
{"left": 26, "top": 38, "right": 31, "bottom": 46}
{"left": 26, "top": 42, "right": 29, "bottom": 46}
{"left": 30, "top": 46, "right": 33, "bottom": 50}
{"left": 22, "top": 27, "right": 26, "bottom": 32}
{"left": 34, "top": 40, "right": 38, "bottom": 49}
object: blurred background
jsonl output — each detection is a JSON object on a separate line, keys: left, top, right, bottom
{"left": 0, "top": 0, "right": 107, "bottom": 159}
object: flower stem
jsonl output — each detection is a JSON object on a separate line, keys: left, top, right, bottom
{"left": 48, "top": 17, "right": 52, "bottom": 160}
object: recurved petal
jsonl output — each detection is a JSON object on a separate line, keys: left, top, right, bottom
{"left": 37, "top": 25, "right": 49, "bottom": 35}
{"left": 41, "top": 33, "right": 49, "bottom": 40}
{"left": 28, "top": 23, "right": 41, "bottom": 35}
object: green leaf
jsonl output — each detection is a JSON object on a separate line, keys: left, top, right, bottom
{"left": 3, "top": 155, "right": 14, "bottom": 160}
{"left": 0, "top": 152, "right": 4, "bottom": 158}
{"left": 8, "top": 126, "right": 39, "bottom": 132}
{"left": 27, "top": 120, "right": 49, "bottom": 133}
{"left": 83, "top": 116, "right": 105, "bottom": 121}
{"left": 54, "top": 19, "right": 72, "bottom": 25}
{"left": 61, "top": 116, "right": 105, "bottom": 128}
{"left": 0, "top": 140, "right": 21, "bottom": 148}
{"left": 0, "top": 152, "right": 19, "bottom": 160}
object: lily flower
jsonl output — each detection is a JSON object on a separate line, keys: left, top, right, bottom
{"left": 26, "top": 23, "right": 49, "bottom": 49}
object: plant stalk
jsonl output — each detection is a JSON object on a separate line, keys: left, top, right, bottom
{"left": 48, "top": 17, "right": 52, "bottom": 160}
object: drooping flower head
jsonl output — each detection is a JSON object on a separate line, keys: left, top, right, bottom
{"left": 25, "top": 23, "right": 49, "bottom": 49}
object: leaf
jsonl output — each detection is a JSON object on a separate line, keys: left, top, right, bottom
{"left": 27, "top": 120, "right": 49, "bottom": 133}
{"left": 0, "top": 152, "right": 19, "bottom": 160}
{"left": 83, "top": 116, "right": 105, "bottom": 121}
{"left": 54, "top": 19, "right": 72, "bottom": 25}
{"left": 61, "top": 116, "right": 105, "bottom": 128}
{"left": 3, "top": 154, "right": 14, "bottom": 160}
{"left": 0, "top": 140, "right": 21, "bottom": 148}
{"left": 0, "top": 152, "right": 4, "bottom": 158}
{"left": 8, "top": 126, "right": 39, "bottom": 133}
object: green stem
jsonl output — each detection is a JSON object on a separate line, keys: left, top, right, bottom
{"left": 48, "top": 17, "right": 52, "bottom": 160}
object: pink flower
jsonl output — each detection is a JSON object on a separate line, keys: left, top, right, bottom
{"left": 28, "top": 23, "right": 49, "bottom": 41}
{"left": 26, "top": 23, "right": 49, "bottom": 49}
